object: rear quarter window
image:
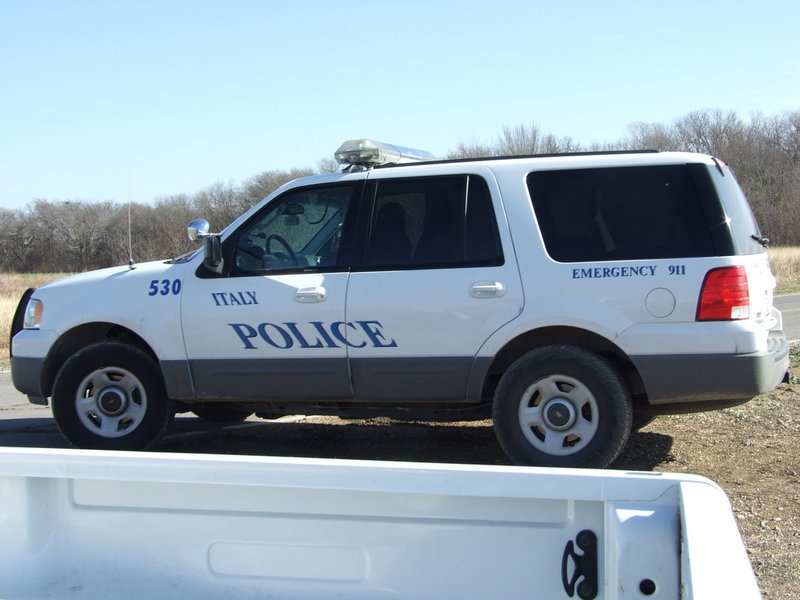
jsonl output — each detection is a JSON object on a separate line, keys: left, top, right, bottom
{"left": 527, "top": 165, "right": 718, "bottom": 262}
{"left": 707, "top": 163, "right": 766, "bottom": 255}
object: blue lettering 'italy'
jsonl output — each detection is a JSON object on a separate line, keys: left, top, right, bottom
{"left": 212, "top": 291, "right": 258, "bottom": 306}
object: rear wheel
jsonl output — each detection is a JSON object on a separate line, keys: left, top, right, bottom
{"left": 52, "top": 342, "right": 173, "bottom": 450}
{"left": 493, "top": 345, "right": 632, "bottom": 468}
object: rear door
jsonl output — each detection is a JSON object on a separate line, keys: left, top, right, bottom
{"left": 344, "top": 168, "right": 524, "bottom": 402}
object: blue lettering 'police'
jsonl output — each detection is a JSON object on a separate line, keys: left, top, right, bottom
{"left": 258, "top": 323, "right": 293, "bottom": 349}
{"left": 358, "top": 320, "right": 398, "bottom": 347}
{"left": 331, "top": 322, "right": 367, "bottom": 348}
{"left": 229, "top": 323, "right": 258, "bottom": 349}
{"left": 228, "top": 320, "right": 397, "bottom": 350}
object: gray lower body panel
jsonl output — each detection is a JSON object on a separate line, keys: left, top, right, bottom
{"left": 631, "top": 334, "right": 790, "bottom": 406}
{"left": 350, "top": 357, "right": 473, "bottom": 402}
{"left": 177, "top": 356, "right": 480, "bottom": 404}
{"left": 160, "top": 360, "right": 195, "bottom": 401}
{"left": 185, "top": 358, "right": 352, "bottom": 401}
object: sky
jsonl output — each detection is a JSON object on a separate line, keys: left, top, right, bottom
{"left": 1, "top": 0, "right": 798, "bottom": 210}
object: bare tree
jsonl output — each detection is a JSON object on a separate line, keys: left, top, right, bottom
{"left": 241, "top": 168, "right": 314, "bottom": 208}
{"left": 498, "top": 123, "right": 543, "bottom": 155}
{"left": 0, "top": 208, "right": 36, "bottom": 272}
{"left": 448, "top": 124, "right": 583, "bottom": 159}
{"left": 316, "top": 157, "right": 340, "bottom": 174}
{"left": 625, "top": 121, "right": 677, "bottom": 151}
{"left": 447, "top": 139, "right": 495, "bottom": 159}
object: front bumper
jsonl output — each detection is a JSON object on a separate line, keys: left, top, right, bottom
{"left": 10, "top": 356, "right": 49, "bottom": 405}
{"left": 10, "top": 328, "right": 58, "bottom": 405}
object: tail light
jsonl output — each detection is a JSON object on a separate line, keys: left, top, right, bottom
{"left": 696, "top": 266, "right": 750, "bottom": 321}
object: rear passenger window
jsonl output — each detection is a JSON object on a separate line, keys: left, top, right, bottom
{"left": 365, "top": 175, "right": 503, "bottom": 269}
{"left": 527, "top": 166, "right": 717, "bottom": 262}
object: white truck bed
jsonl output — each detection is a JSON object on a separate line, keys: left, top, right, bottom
{"left": 0, "top": 448, "right": 760, "bottom": 599}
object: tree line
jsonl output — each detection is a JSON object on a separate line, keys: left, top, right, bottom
{"left": 1, "top": 109, "right": 798, "bottom": 273}
{"left": 0, "top": 168, "right": 314, "bottom": 273}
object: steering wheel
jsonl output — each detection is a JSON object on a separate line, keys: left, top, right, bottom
{"left": 265, "top": 234, "right": 299, "bottom": 266}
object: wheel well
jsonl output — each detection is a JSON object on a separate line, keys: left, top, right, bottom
{"left": 41, "top": 323, "right": 157, "bottom": 398}
{"left": 482, "top": 326, "right": 647, "bottom": 406}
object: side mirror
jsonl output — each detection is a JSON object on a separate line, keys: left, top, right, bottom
{"left": 187, "top": 219, "right": 222, "bottom": 272}
{"left": 187, "top": 219, "right": 211, "bottom": 242}
{"left": 203, "top": 235, "right": 223, "bottom": 272}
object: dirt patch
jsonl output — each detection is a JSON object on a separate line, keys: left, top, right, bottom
{"left": 158, "top": 348, "right": 800, "bottom": 598}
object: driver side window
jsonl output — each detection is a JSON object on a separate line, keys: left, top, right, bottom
{"left": 233, "top": 184, "right": 354, "bottom": 274}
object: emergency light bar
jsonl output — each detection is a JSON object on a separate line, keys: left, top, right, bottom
{"left": 335, "top": 139, "right": 436, "bottom": 168}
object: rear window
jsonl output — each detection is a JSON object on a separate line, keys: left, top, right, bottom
{"left": 708, "top": 163, "right": 766, "bottom": 255}
{"left": 527, "top": 165, "right": 718, "bottom": 262}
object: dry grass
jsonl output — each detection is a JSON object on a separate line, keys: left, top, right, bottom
{"left": 1, "top": 274, "right": 67, "bottom": 368}
{"left": 770, "top": 246, "right": 800, "bottom": 293}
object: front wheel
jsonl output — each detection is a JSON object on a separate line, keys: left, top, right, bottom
{"left": 51, "top": 342, "right": 173, "bottom": 450}
{"left": 493, "top": 345, "right": 632, "bottom": 468}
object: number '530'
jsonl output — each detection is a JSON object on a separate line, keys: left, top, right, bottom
{"left": 148, "top": 279, "right": 182, "bottom": 296}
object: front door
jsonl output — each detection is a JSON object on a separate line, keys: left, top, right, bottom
{"left": 180, "top": 181, "right": 360, "bottom": 401}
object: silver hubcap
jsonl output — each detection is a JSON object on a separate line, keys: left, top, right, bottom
{"left": 517, "top": 374, "right": 599, "bottom": 456}
{"left": 75, "top": 367, "right": 147, "bottom": 438}
{"left": 98, "top": 386, "right": 127, "bottom": 415}
{"left": 543, "top": 398, "right": 577, "bottom": 431}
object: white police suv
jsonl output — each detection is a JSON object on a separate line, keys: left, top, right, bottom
{"left": 10, "top": 140, "right": 790, "bottom": 467}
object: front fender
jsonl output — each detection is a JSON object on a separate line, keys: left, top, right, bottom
{"left": 34, "top": 262, "right": 189, "bottom": 362}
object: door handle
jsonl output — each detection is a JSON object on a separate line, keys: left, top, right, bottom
{"left": 295, "top": 287, "right": 327, "bottom": 303}
{"left": 470, "top": 281, "right": 506, "bottom": 299}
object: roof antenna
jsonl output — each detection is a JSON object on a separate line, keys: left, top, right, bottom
{"left": 127, "top": 200, "right": 136, "bottom": 270}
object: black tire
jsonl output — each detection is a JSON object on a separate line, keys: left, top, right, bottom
{"left": 493, "top": 345, "right": 632, "bottom": 468}
{"left": 51, "top": 342, "right": 173, "bottom": 450}
{"left": 631, "top": 413, "right": 657, "bottom": 431}
{"left": 192, "top": 404, "right": 253, "bottom": 423}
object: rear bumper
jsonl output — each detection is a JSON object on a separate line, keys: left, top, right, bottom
{"left": 632, "top": 329, "right": 790, "bottom": 408}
